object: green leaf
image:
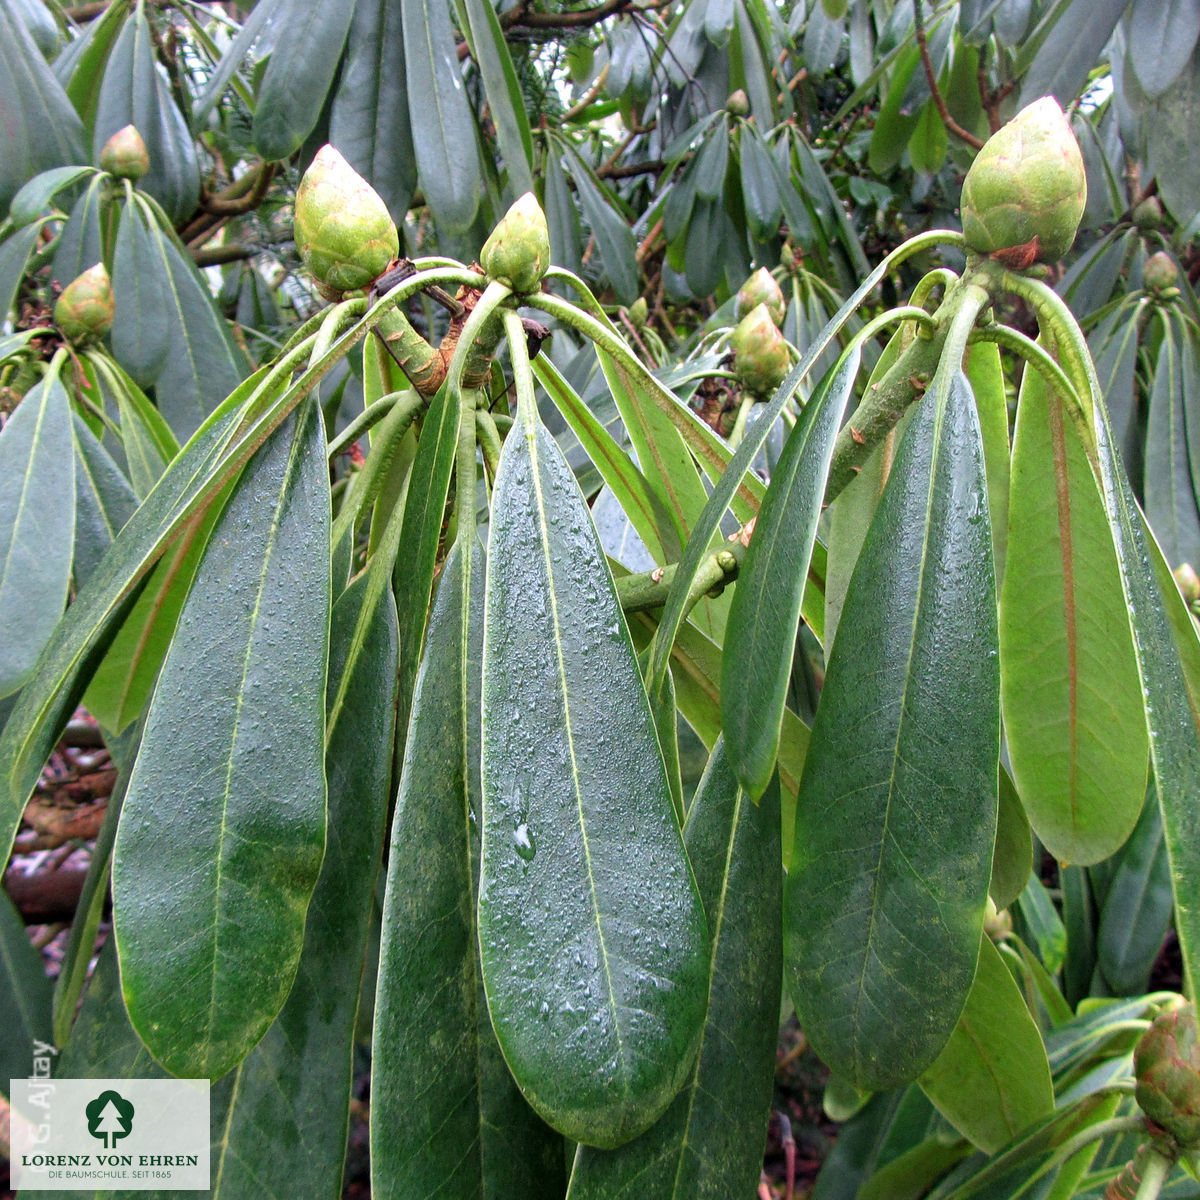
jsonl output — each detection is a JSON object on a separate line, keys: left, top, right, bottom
{"left": 0, "top": 374, "right": 76, "bottom": 698}
{"left": 908, "top": 98, "right": 948, "bottom": 175}
{"left": 9, "top": 166, "right": 95, "bottom": 227}
{"left": 918, "top": 937, "right": 1054, "bottom": 1153}
{"left": 1128, "top": 0, "right": 1200, "bottom": 99}
{"left": 212, "top": 572, "right": 397, "bottom": 1198}
{"left": 254, "top": 0, "right": 356, "bottom": 161}
{"left": 72, "top": 414, "right": 138, "bottom": 590}
{"left": 110, "top": 201, "right": 170, "bottom": 388}
{"left": 51, "top": 176, "right": 105, "bottom": 287}
{"left": 0, "top": 223, "right": 44, "bottom": 323}
{"left": 92, "top": 3, "right": 200, "bottom": 222}
{"left": 543, "top": 148, "right": 583, "bottom": 275}
{"left": 739, "top": 124, "right": 784, "bottom": 242}
{"left": 567, "top": 740, "right": 781, "bottom": 1198}
{"left": 1000, "top": 356, "right": 1148, "bottom": 865}
{"left": 479, "top": 408, "right": 708, "bottom": 1148}
{"left": 112, "top": 397, "right": 330, "bottom": 1079}
{"left": 868, "top": 43, "right": 922, "bottom": 176}
{"left": 564, "top": 149, "right": 639, "bottom": 304}
{"left": 461, "top": 0, "right": 536, "bottom": 198}
{"left": 57, "top": 0, "right": 130, "bottom": 138}
{"left": 0, "top": 889, "right": 52, "bottom": 1100}
{"left": 1096, "top": 786, "right": 1172, "bottom": 995}
{"left": 964, "top": 340, "right": 1010, "bottom": 585}
{"left": 402, "top": 0, "right": 481, "bottom": 232}
{"left": 329, "top": 0, "right": 418, "bottom": 222}
{"left": 1015, "top": 874, "right": 1067, "bottom": 976}
{"left": 372, "top": 542, "right": 563, "bottom": 1199}
{"left": 1020, "top": 0, "right": 1127, "bottom": 105}
{"left": 785, "top": 372, "right": 1000, "bottom": 1091}
{"left": 723, "top": 345, "right": 860, "bottom": 800}
{"left": 991, "top": 768, "right": 1033, "bottom": 911}
{"left": 193, "top": 0, "right": 283, "bottom": 124}
{"left": 0, "top": 2, "right": 86, "bottom": 213}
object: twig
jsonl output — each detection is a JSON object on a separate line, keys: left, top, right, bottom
{"left": 192, "top": 243, "right": 260, "bottom": 267}
{"left": 563, "top": 64, "right": 611, "bottom": 122}
{"left": 915, "top": 0, "right": 984, "bottom": 149}
{"left": 200, "top": 162, "right": 276, "bottom": 216}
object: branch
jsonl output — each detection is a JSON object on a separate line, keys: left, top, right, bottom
{"left": 596, "top": 158, "right": 665, "bottom": 180}
{"left": 502, "top": 0, "right": 633, "bottom": 31}
{"left": 915, "top": 0, "right": 984, "bottom": 150}
{"left": 192, "top": 243, "right": 260, "bottom": 267}
{"left": 200, "top": 162, "right": 276, "bottom": 216}
{"left": 5, "top": 867, "right": 94, "bottom": 925}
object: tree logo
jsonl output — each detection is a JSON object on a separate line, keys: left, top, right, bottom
{"left": 85, "top": 1090, "right": 135, "bottom": 1149}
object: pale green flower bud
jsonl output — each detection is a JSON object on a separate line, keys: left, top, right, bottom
{"left": 731, "top": 303, "right": 790, "bottom": 395}
{"left": 54, "top": 263, "right": 114, "bottom": 343}
{"left": 99, "top": 125, "right": 150, "bottom": 180}
{"left": 735, "top": 267, "right": 785, "bottom": 327}
{"left": 480, "top": 192, "right": 551, "bottom": 294}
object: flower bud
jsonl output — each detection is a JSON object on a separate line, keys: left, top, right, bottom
{"left": 54, "top": 263, "right": 114, "bottom": 343}
{"left": 725, "top": 89, "right": 749, "bottom": 116}
{"left": 294, "top": 145, "right": 399, "bottom": 299}
{"left": 480, "top": 192, "right": 551, "bottom": 294}
{"left": 1134, "top": 1002, "right": 1200, "bottom": 1148}
{"left": 626, "top": 296, "right": 648, "bottom": 328}
{"left": 960, "top": 97, "right": 1086, "bottom": 267}
{"left": 731, "top": 303, "right": 790, "bottom": 396}
{"left": 1133, "top": 196, "right": 1163, "bottom": 231}
{"left": 983, "top": 896, "right": 1012, "bottom": 941}
{"left": 1144, "top": 251, "right": 1180, "bottom": 296}
{"left": 1174, "top": 563, "right": 1200, "bottom": 605}
{"left": 735, "top": 267, "right": 785, "bottom": 327}
{"left": 99, "top": 125, "right": 150, "bottom": 180}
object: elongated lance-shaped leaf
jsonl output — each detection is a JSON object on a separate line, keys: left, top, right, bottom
{"left": 723, "top": 345, "right": 861, "bottom": 800}
{"left": 479, "top": 326, "right": 709, "bottom": 1148}
{"left": 52, "top": 176, "right": 104, "bottom": 287}
{"left": 917, "top": 937, "right": 1054, "bottom": 1153}
{"left": 1000, "top": 354, "right": 1147, "bottom": 865}
{"left": 113, "top": 397, "right": 330, "bottom": 1079}
{"left": 92, "top": 1, "right": 200, "bottom": 222}
{"left": 0, "top": 887, "right": 52, "bottom": 1099}
{"left": 329, "top": 0, "right": 418, "bottom": 222}
{"left": 373, "top": 542, "right": 562, "bottom": 1199}
{"left": 0, "top": 373, "right": 76, "bottom": 698}
{"left": 254, "top": 0, "right": 355, "bottom": 161}
{"left": 785, "top": 371, "right": 1000, "bottom": 1091}
{"left": 72, "top": 414, "right": 138, "bottom": 591}
{"left": 111, "top": 199, "right": 170, "bottom": 387}
{"left": 567, "top": 739, "right": 781, "bottom": 1199}
{"left": 0, "top": 1, "right": 86, "bottom": 213}
{"left": 402, "top": 0, "right": 480, "bottom": 232}
{"left": 211, "top": 571, "right": 397, "bottom": 1199}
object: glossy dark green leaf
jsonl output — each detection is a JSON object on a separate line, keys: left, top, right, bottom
{"left": 0, "top": 223, "right": 43, "bottom": 322}
{"left": 372, "top": 542, "right": 562, "bottom": 1199}
{"left": 0, "top": 887, "right": 52, "bottom": 1099}
{"left": 1001, "top": 355, "right": 1147, "bottom": 864}
{"left": 868, "top": 43, "right": 922, "bottom": 176}
{"left": 0, "top": 375, "right": 76, "bottom": 698}
{"left": 1147, "top": 44, "right": 1200, "bottom": 226}
{"left": 1129, "top": 0, "right": 1200, "bottom": 98}
{"left": 479, "top": 407, "right": 708, "bottom": 1149}
{"left": 402, "top": 0, "right": 481, "bottom": 232}
{"left": 0, "top": 2, "right": 86, "bottom": 213}
{"left": 9, "top": 166, "right": 94, "bottom": 228}
{"left": 254, "top": 0, "right": 355, "bottom": 161}
{"left": 739, "top": 124, "right": 784, "bottom": 242}
{"left": 567, "top": 740, "right": 781, "bottom": 1198}
{"left": 918, "top": 937, "right": 1054, "bottom": 1153}
{"left": 693, "top": 125, "right": 729, "bottom": 200}
{"left": 1014, "top": 875, "right": 1066, "bottom": 976}
{"left": 212, "top": 572, "right": 397, "bottom": 1198}
{"left": 56, "top": 0, "right": 129, "bottom": 137}
{"left": 95, "top": 352, "right": 178, "bottom": 499}
{"left": 1097, "top": 786, "right": 1172, "bottom": 995}
{"left": 566, "top": 149, "right": 639, "bottom": 304}
{"left": 110, "top": 201, "right": 170, "bottom": 388}
{"left": 72, "top": 414, "right": 138, "bottom": 590}
{"left": 113, "top": 398, "right": 330, "bottom": 1079}
{"left": 1145, "top": 312, "right": 1200, "bottom": 566}
{"left": 92, "top": 4, "right": 200, "bottom": 222}
{"left": 1020, "top": 0, "right": 1126, "bottom": 105}
{"left": 785, "top": 372, "right": 999, "bottom": 1091}
{"left": 723, "top": 345, "right": 860, "bottom": 800}
{"left": 51, "top": 175, "right": 105, "bottom": 287}
{"left": 908, "top": 98, "right": 948, "bottom": 175}
{"left": 329, "top": 0, "right": 418, "bottom": 223}
{"left": 683, "top": 194, "right": 726, "bottom": 298}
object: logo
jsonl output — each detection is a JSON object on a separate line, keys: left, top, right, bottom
{"left": 85, "top": 1090, "right": 135, "bottom": 1149}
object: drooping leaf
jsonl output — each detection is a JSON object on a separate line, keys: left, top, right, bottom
{"left": 0, "top": 2, "right": 86, "bottom": 214}
{"left": 57, "top": 0, "right": 130, "bottom": 137}
{"left": 110, "top": 200, "right": 170, "bottom": 388}
{"left": 991, "top": 767, "right": 1033, "bottom": 911}
{"left": 907, "top": 98, "right": 948, "bottom": 176}
{"left": 739, "top": 124, "right": 784, "bottom": 242}
{"left": 329, "top": 0, "right": 418, "bottom": 223}
{"left": 0, "top": 889, "right": 53, "bottom": 1100}
{"left": 785, "top": 372, "right": 999, "bottom": 1090}
{"left": 964, "top": 340, "right": 1010, "bottom": 584}
{"left": 212, "top": 572, "right": 397, "bottom": 1198}
{"left": 479, "top": 407, "right": 708, "bottom": 1148}
{"left": 723, "top": 345, "right": 860, "bottom": 800}
{"left": 564, "top": 149, "right": 639, "bottom": 304}
{"left": 193, "top": 0, "right": 284, "bottom": 124}
{"left": 1128, "top": 0, "right": 1200, "bottom": 99}
{"left": 1019, "top": 0, "right": 1127, "bottom": 106}
{"left": 918, "top": 937, "right": 1054, "bottom": 1153}
{"left": 567, "top": 740, "right": 781, "bottom": 1198}
{"left": 0, "top": 223, "right": 44, "bottom": 323}
{"left": 92, "top": 3, "right": 200, "bottom": 223}
{"left": 402, "top": 0, "right": 481, "bottom": 232}
{"left": 51, "top": 176, "right": 105, "bottom": 287}
{"left": 9, "top": 166, "right": 95, "bottom": 228}
{"left": 72, "top": 414, "right": 139, "bottom": 590}
{"left": 0, "top": 375, "right": 76, "bottom": 699}
{"left": 254, "top": 0, "right": 356, "bottom": 161}
{"left": 112, "top": 397, "right": 330, "bottom": 1079}
{"left": 372, "top": 542, "right": 562, "bottom": 1200}
{"left": 1000, "top": 355, "right": 1148, "bottom": 864}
